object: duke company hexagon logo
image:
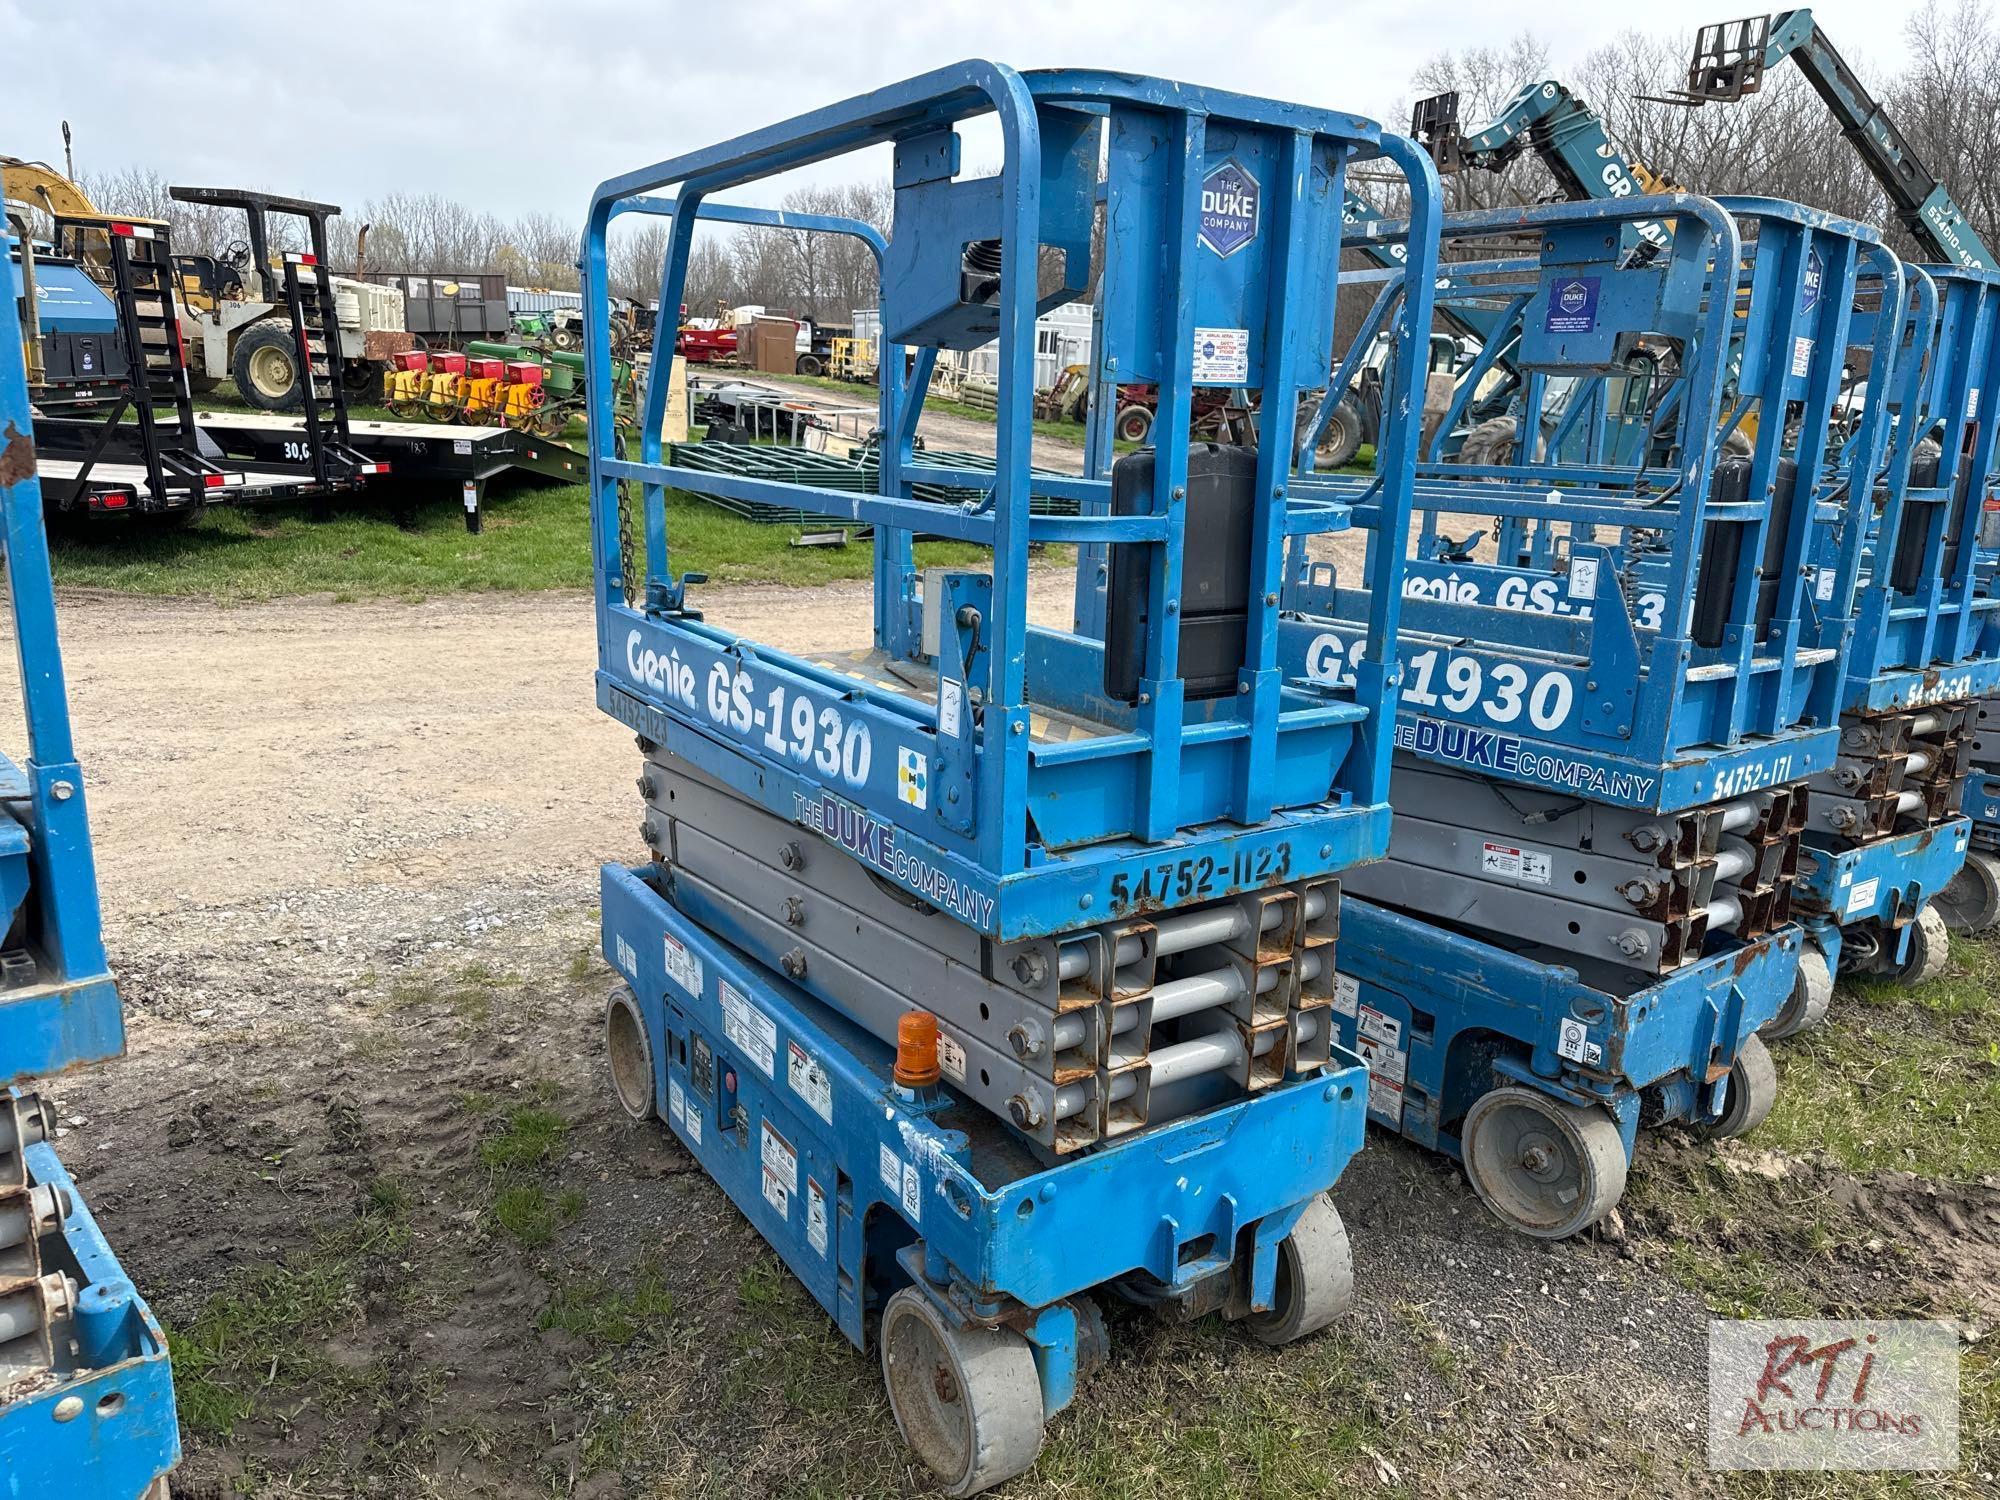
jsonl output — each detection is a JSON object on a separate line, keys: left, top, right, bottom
{"left": 1199, "top": 159, "right": 1260, "bottom": 259}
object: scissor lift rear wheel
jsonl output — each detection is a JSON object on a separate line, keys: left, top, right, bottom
{"left": 880, "top": 1288, "right": 1045, "bottom": 1498}
{"left": 1936, "top": 852, "right": 2000, "bottom": 934}
{"left": 1245, "top": 1192, "right": 1355, "bottom": 1346}
{"left": 1461, "top": 1087, "right": 1627, "bottom": 1239}
{"left": 1762, "top": 943, "right": 1833, "bottom": 1040}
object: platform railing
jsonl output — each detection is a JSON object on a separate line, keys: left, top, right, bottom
{"left": 581, "top": 65, "right": 1445, "bottom": 926}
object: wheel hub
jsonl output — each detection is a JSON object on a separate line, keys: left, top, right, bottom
{"left": 932, "top": 1362, "right": 960, "bottom": 1405}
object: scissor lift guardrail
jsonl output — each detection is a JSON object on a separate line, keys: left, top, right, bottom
{"left": 1823, "top": 262, "right": 2000, "bottom": 961}
{"left": 1253, "top": 195, "right": 1884, "bottom": 1237}
{"left": 0, "top": 253, "right": 178, "bottom": 1497}
{"left": 584, "top": 63, "right": 1442, "bottom": 1494}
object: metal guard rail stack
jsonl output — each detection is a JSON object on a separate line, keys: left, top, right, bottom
{"left": 1258, "top": 194, "right": 1885, "bottom": 1238}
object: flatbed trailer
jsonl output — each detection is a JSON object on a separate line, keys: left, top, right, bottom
{"left": 195, "top": 410, "right": 588, "bottom": 531}
{"left": 34, "top": 456, "right": 315, "bottom": 516}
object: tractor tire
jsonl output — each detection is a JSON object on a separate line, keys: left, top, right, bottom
{"left": 548, "top": 324, "right": 583, "bottom": 353}
{"left": 795, "top": 354, "right": 825, "bottom": 377}
{"left": 231, "top": 322, "right": 304, "bottom": 411}
{"left": 1115, "top": 405, "right": 1154, "bottom": 445}
{"left": 1456, "top": 414, "right": 1519, "bottom": 467}
{"left": 1319, "top": 398, "right": 1366, "bottom": 469}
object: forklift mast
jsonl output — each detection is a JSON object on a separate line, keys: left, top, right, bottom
{"left": 1411, "top": 79, "right": 1672, "bottom": 204}
{"left": 1678, "top": 10, "right": 1995, "bottom": 270}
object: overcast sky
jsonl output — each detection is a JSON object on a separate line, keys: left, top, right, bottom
{"left": 1, "top": 0, "right": 1920, "bottom": 224}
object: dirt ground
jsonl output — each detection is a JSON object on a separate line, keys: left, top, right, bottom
{"left": 4, "top": 585, "right": 1994, "bottom": 1499}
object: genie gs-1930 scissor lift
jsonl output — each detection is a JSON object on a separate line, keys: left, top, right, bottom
{"left": 0, "top": 249, "right": 178, "bottom": 1497}
{"left": 583, "top": 64, "right": 1443, "bottom": 1494}
{"left": 1785, "top": 261, "right": 2000, "bottom": 984}
{"left": 1275, "top": 194, "right": 1884, "bottom": 1237}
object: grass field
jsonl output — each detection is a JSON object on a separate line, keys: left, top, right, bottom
{"left": 51, "top": 381, "right": 1000, "bottom": 599}
{"left": 51, "top": 481, "right": 997, "bottom": 600}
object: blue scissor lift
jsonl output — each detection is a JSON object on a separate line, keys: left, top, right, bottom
{"left": 0, "top": 258, "right": 179, "bottom": 1494}
{"left": 1789, "top": 261, "right": 2000, "bottom": 993}
{"left": 583, "top": 65, "right": 1441, "bottom": 1494}
{"left": 1266, "top": 195, "right": 1879, "bottom": 1238}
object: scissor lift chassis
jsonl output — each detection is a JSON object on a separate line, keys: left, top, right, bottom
{"left": 0, "top": 1102, "right": 179, "bottom": 1497}
{"left": 1331, "top": 898, "right": 1797, "bottom": 1237}
{"left": 601, "top": 863, "right": 1369, "bottom": 1460}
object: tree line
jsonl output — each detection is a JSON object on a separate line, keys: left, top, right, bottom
{"left": 1390, "top": 1, "right": 2000, "bottom": 265}
{"left": 54, "top": 3, "right": 2000, "bottom": 326}
{"left": 58, "top": 165, "right": 890, "bottom": 323}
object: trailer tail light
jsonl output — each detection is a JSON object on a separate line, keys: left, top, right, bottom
{"left": 96, "top": 492, "right": 129, "bottom": 509}
{"left": 204, "top": 474, "right": 227, "bottom": 488}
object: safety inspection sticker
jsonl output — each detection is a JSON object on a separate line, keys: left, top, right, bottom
{"left": 1192, "top": 327, "right": 1250, "bottom": 384}
{"left": 682, "top": 1094, "right": 702, "bottom": 1145}
{"left": 668, "top": 1076, "right": 686, "bottom": 1128}
{"left": 1792, "top": 336, "right": 1814, "bottom": 379}
{"left": 1356, "top": 1034, "right": 1406, "bottom": 1124}
{"left": 1556, "top": 1016, "right": 1604, "bottom": 1067}
{"left": 1567, "top": 556, "right": 1599, "bottom": 600}
{"left": 787, "top": 1040, "right": 833, "bottom": 1124}
{"left": 663, "top": 931, "right": 703, "bottom": 996}
{"left": 936, "top": 1031, "right": 968, "bottom": 1085}
{"left": 1332, "top": 972, "right": 1360, "bottom": 1018}
{"left": 939, "top": 678, "right": 964, "bottom": 739}
{"left": 761, "top": 1121, "right": 798, "bottom": 1218}
{"left": 1358, "top": 1004, "right": 1401, "bottom": 1049}
{"left": 1481, "top": 841, "right": 1553, "bottom": 886}
{"left": 806, "top": 1178, "right": 830, "bottom": 1256}
{"left": 721, "top": 981, "right": 778, "bottom": 1077}
{"left": 879, "top": 1144, "right": 902, "bottom": 1196}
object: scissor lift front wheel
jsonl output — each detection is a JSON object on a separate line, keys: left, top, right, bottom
{"left": 604, "top": 986, "right": 656, "bottom": 1120}
{"left": 1461, "top": 1087, "right": 1627, "bottom": 1240}
{"left": 1245, "top": 1192, "right": 1355, "bottom": 1346}
{"left": 1762, "top": 944, "right": 1833, "bottom": 1040}
{"left": 881, "top": 1289, "right": 1046, "bottom": 1498}
{"left": 1702, "top": 1032, "right": 1777, "bottom": 1139}
{"left": 1883, "top": 905, "right": 1950, "bottom": 985}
